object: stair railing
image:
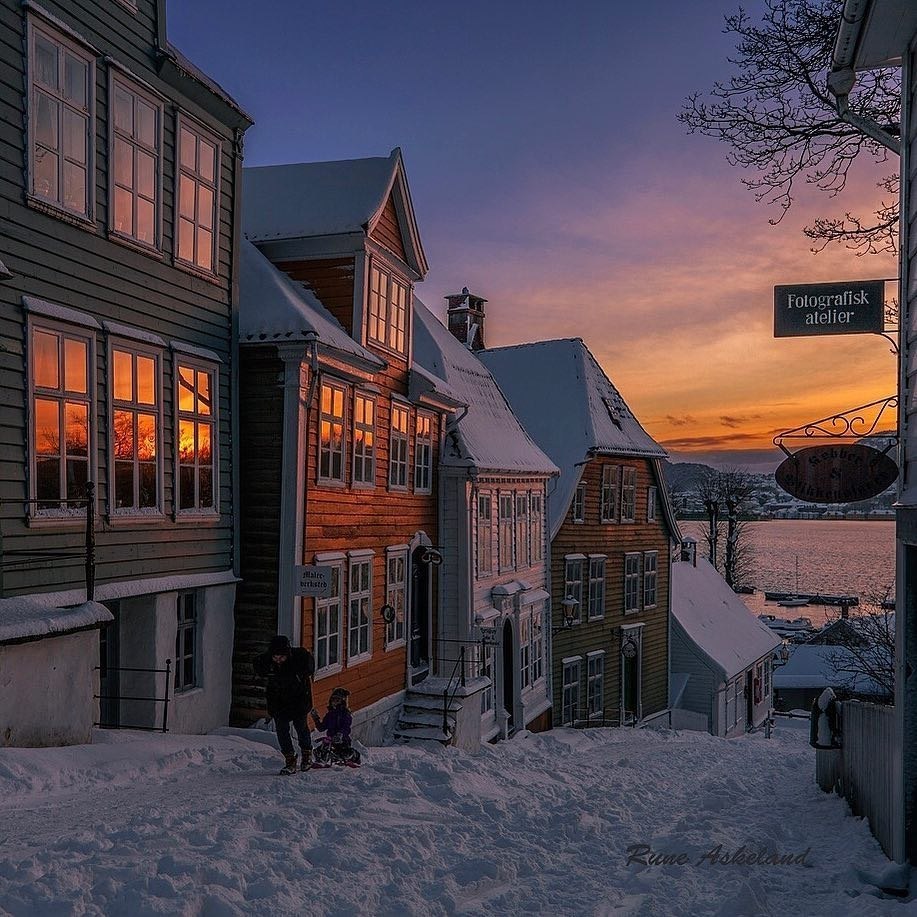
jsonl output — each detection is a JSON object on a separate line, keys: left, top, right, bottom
{"left": 442, "top": 645, "right": 466, "bottom": 739}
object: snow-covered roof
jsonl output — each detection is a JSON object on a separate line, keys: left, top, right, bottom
{"left": 671, "top": 558, "right": 781, "bottom": 680}
{"left": 164, "top": 43, "right": 253, "bottom": 124}
{"left": 773, "top": 644, "right": 890, "bottom": 696}
{"left": 412, "top": 302, "right": 558, "bottom": 476}
{"left": 244, "top": 151, "right": 398, "bottom": 243}
{"left": 239, "top": 240, "right": 383, "bottom": 369}
{"left": 0, "top": 599, "right": 112, "bottom": 645}
{"left": 480, "top": 339, "right": 667, "bottom": 535}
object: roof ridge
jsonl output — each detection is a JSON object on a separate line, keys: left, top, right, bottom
{"left": 483, "top": 337, "right": 583, "bottom": 354}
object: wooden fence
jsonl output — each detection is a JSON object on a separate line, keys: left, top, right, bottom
{"left": 816, "top": 701, "right": 903, "bottom": 862}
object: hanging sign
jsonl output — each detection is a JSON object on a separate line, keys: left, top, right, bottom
{"left": 293, "top": 565, "right": 333, "bottom": 597}
{"left": 774, "top": 444, "right": 897, "bottom": 503}
{"left": 774, "top": 280, "right": 885, "bottom": 337}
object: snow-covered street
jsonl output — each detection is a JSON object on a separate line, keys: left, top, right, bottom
{"left": 0, "top": 723, "right": 906, "bottom": 916}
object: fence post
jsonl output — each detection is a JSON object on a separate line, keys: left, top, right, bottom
{"left": 84, "top": 481, "right": 95, "bottom": 602}
{"left": 162, "top": 659, "right": 172, "bottom": 733}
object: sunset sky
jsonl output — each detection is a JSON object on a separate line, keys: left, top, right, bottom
{"left": 168, "top": 0, "right": 899, "bottom": 471}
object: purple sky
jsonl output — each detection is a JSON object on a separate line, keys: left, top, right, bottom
{"left": 167, "top": 1, "right": 897, "bottom": 472}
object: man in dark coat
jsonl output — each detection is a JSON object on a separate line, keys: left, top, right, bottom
{"left": 253, "top": 635, "right": 315, "bottom": 773}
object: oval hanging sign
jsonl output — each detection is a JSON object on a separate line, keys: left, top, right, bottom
{"left": 775, "top": 444, "right": 897, "bottom": 504}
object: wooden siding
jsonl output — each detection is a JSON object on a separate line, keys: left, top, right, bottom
{"left": 275, "top": 258, "right": 355, "bottom": 338}
{"left": 0, "top": 0, "right": 241, "bottom": 597}
{"left": 370, "top": 193, "right": 407, "bottom": 262}
{"left": 551, "top": 456, "right": 672, "bottom": 719}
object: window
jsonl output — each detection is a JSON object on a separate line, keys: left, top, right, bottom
{"left": 515, "top": 493, "right": 529, "bottom": 568}
{"left": 531, "top": 608, "right": 544, "bottom": 683}
{"left": 368, "top": 265, "right": 409, "bottom": 354}
{"left": 734, "top": 681, "right": 743, "bottom": 727}
{"left": 600, "top": 465, "right": 619, "bottom": 522}
{"left": 520, "top": 614, "right": 531, "bottom": 690}
{"left": 174, "top": 592, "right": 198, "bottom": 692}
{"left": 389, "top": 402, "right": 410, "bottom": 488}
{"left": 319, "top": 381, "right": 346, "bottom": 483}
{"left": 624, "top": 553, "right": 641, "bottom": 613}
{"left": 764, "top": 659, "right": 771, "bottom": 698}
{"left": 348, "top": 555, "right": 372, "bottom": 662}
{"left": 352, "top": 392, "right": 375, "bottom": 486}
{"left": 476, "top": 492, "right": 493, "bottom": 577}
{"left": 480, "top": 644, "right": 494, "bottom": 714}
{"left": 643, "top": 551, "right": 658, "bottom": 608}
{"left": 30, "top": 323, "right": 92, "bottom": 511}
{"left": 111, "top": 345, "right": 160, "bottom": 513}
{"left": 531, "top": 492, "right": 544, "bottom": 563}
{"left": 315, "top": 561, "right": 343, "bottom": 673}
{"left": 110, "top": 75, "right": 161, "bottom": 248}
{"left": 587, "top": 652, "right": 605, "bottom": 719}
{"left": 647, "top": 485, "right": 657, "bottom": 522}
{"left": 175, "top": 116, "right": 219, "bottom": 273}
{"left": 564, "top": 556, "right": 585, "bottom": 622}
{"left": 621, "top": 467, "right": 637, "bottom": 522}
{"left": 571, "top": 482, "right": 585, "bottom": 523}
{"left": 725, "top": 680, "right": 735, "bottom": 729}
{"left": 498, "top": 494, "right": 514, "bottom": 570}
{"left": 385, "top": 549, "right": 407, "bottom": 647}
{"left": 28, "top": 20, "right": 93, "bottom": 218}
{"left": 414, "top": 412, "right": 433, "bottom": 493}
{"left": 176, "top": 361, "right": 216, "bottom": 513}
{"left": 561, "top": 659, "right": 581, "bottom": 726}
{"left": 588, "top": 556, "right": 606, "bottom": 620}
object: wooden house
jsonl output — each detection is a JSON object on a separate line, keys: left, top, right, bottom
{"left": 482, "top": 339, "right": 680, "bottom": 727}
{"left": 412, "top": 293, "right": 558, "bottom": 742}
{"left": 0, "top": 0, "right": 251, "bottom": 742}
{"left": 235, "top": 151, "right": 452, "bottom": 744}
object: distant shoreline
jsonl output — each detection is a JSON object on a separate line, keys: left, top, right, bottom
{"left": 675, "top": 515, "right": 895, "bottom": 523}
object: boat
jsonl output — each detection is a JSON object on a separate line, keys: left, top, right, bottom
{"left": 758, "top": 613, "right": 815, "bottom": 638}
{"left": 763, "top": 591, "right": 858, "bottom": 607}
{"left": 774, "top": 556, "right": 809, "bottom": 607}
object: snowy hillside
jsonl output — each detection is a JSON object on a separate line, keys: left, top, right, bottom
{"left": 0, "top": 725, "right": 905, "bottom": 915}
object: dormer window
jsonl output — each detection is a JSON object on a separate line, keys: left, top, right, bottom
{"left": 368, "top": 264, "right": 408, "bottom": 354}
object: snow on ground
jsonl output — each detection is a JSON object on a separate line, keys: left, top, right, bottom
{"left": 0, "top": 722, "right": 907, "bottom": 916}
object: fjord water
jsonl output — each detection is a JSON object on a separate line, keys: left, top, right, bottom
{"left": 680, "top": 519, "right": 896, "bottom": 627}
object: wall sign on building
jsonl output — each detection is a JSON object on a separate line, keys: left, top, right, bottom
{"left": 774, "top": 444, "right": 898, "bottom": 504}
{"left": 293, "top": 565, "right": 333, "bottom": 597}
{"left": 773, "top": 280, "right": 885, "bottom": 337}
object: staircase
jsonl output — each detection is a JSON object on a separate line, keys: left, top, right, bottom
{"left": 393, "top": 678, "right": 462, "bottom": 746}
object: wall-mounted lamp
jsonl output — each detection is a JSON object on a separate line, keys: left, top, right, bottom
{"left": 552, "top": 595, "right": 580, "bottom": 635}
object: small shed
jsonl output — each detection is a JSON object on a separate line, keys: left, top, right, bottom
{"left": 0, "top": 599, "right": 112, "bottom": 746}
{"left": 670, "top": 556, "right": 781, "bottom": 737}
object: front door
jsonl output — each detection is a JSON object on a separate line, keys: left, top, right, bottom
{"left": 98, "top": 601, "right": 120, "bottom": 728}
{"left": 409, "top": 546, "right": 431, "bottom": 685}
{"left": 502, "top": 619, "right": 515, "bottom": 732}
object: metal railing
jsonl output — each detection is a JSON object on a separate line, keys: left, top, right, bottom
{"left": 94, "top": 659, "right": 172, "bottom": 732}
{"left": 441, "top": 646, "right": 466, "bottom": 738}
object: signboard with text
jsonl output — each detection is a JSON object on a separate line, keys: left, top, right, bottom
{"left": 774, "top": 280, "right": 885, "bottom": 337}
{"left": 774, "top": 444, "right": 897, "bottom": 504}
{"left": 293, "top": 565, "right": 333, "bottom": 597}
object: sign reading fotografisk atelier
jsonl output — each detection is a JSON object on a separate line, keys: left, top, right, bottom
{"left": 774, "top": 280, "right": 885, "bottom": 337}
{"left": 293, "top": 565, "right": 333, "bottom": 597}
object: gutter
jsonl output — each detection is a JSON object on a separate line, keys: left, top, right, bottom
{"left": 827, "top": 0, "right": 900, "bottom": 154}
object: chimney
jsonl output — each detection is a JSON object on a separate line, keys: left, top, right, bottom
{"left": 680, "top": 537, "right": 697, "bottom": 566}
{"left": 446, "top": 287, "right": 488, "bottom": 351}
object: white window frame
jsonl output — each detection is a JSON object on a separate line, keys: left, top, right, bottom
{"left": 587, "top": 555, "right": 606, "bottom": 621}
{"left": 174, "top": 112, "right": 220, "bottom": 275}
{"left": 367, "top": 263, "right": 409, "bottom": 355}
{"left": 647, "top": 485, "right": 657, "bottom": 522}
{"left": 530, "top": 491, "right": 544, "bottom": 563}
{"left": 624, "top": 552, "right": 641, "bottom": 614}
{"left": 587, "top": 651, "right": 605, "bottom": 719}
{"left": 318, "top": 379, "right": 347, "bottom": 484}
{"left": 175, "top": 355, "right": 218, "bottom": 516}
{"left": 174, "top": 591, "right": 199, "bottom": 692}
{"left": 519, "top": 612, "right": 531, "bottom": 690}
{"left": 389, "top": 401, "right": 410, "bottom": 489}
{"left": 561, "top": 657, "right": 582, "bottom": 726}
{"left": 384, "top": 546, "right": 408, "bottom": 648}
{"left": 109, "top": 339, "right": 163, "bottom": 517}
{"left": 563, "top": 554, "right": 585, "bottom": 623}
{"left": 643, "top": 551, "right": 658, "bottom": 609}
{"left": 109, "top": 71, "right": 163, "bottom": 250}
{"left": 515, "top": 492, "right": 530, "bottom": 568}
{"left": 600, "top": 464, "right": 619, "bottom": 523}
{"left": 480, "top": 643, "right": 495, "bottom": 715}
{"left": 621, "top": 467, "right": 637, "bottom": 523}
{"left": 26, "top": 17, "right": 95, "bottom": 221}
{"left": 347, "top": 551, "right": 373, "bottom": 664}
{"left": 28, "top": 317, "right": 95, "bottom": 519}
{"left": 571, "top": 481, "right": 585, "bottom": 523}
{"left": 531, "top": 606, "right": 544, "bottom": 683}
{"left": 414, "top": 410, "right": 433, "bottom": 494}
{"left": 498, "top": 492, "right": 514, "bottom": 572}
{"left": 476, "top": 491, "right": 493, "bottom": 578}
{"left": 314, "top": 553, "right": 344, "bottom": 676}
{"left": 352, "top": 390, "right": 376, "bottom": 487}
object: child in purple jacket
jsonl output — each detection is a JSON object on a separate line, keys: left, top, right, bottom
{"left": 310, "top": 687, "right": 361, "bottom": 765}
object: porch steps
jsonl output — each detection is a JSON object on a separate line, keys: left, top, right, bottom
{"left": 393, "top": 683, "right": 462, "bottom": 746}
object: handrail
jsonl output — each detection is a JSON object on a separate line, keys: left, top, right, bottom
{"left": 442, "top": 646, "right": 466, "bottom": 739}
{"left": 94, "top": 658, "right": 172, "bottom": 732}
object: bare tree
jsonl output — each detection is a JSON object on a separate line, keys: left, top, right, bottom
{"left": 696, "top": 469, "right": 722, "bottom": 570}
{"left": 679, "top": 0, "right": 901, "bottom": 255}
{"left": 720, "top": 470, "right": 757, "bottom": 590}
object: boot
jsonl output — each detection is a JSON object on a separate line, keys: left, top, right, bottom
{"left": 279, "top": 753, "right": 298, "bottom": 775}
{"left": 300, "top": 749, "right": 312, "bottom": 771}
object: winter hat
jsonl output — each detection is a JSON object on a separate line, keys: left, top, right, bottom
{"left": 330, "top": 687, "right": 350, "bottom": 703}
{"left": 269, "top": 635, "right": 292, "bottom": 655}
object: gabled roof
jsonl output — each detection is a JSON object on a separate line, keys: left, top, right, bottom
{"left": 412, "top": 302, "right": 558, "bottom": 476}
{"left": 671, "top": 558, "right": 781, "bottom": 681}
{"left": 480, "top": 338, "right": 667, "bottom": 535}
{"left": 239, "top": 240, "right": 383, "bottom": 370}
{"left": 243, "top": 149, "right": 428, "bottom": 276}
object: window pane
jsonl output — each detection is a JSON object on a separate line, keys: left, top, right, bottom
{"left": 136, "top": 150, "right": 155, "bottom": 199}
{"left": 63, "top": 338, "right": 87, "bottom": 393}
{"left": 178, "top": 419, "right": 195, "bottom": 464}
{"left": 63, "top": 161, "right": 86, "bottom": 213}
{"left": 34, "top": 148, "right": 58, "bottom": 201}
{"left": 199, "top": 139, "right": 216, "bottom": 182}
{"left": 179, "top": 174, "right": 195, "bottom": 220}
{"left": 35, "top": 398, "right": 60, "bottom": 455}
{"left": 178, "top": 366, "right": 195, "bottom": 412}
{"left": 34, "top": 34, "right": 58, "bottom": 88}
{"left": 199, "top": 465, "right": 213, "bottom": 509}
{"left": 36, "top": 457, "right": 60, "bottom": 502}
{"left": 33, "top": 331, "right": 59, "bottom": 389}
{"left": 65, "top": 401, "right": 88, "bottom": 457}
{"left": 197, "top": 421, "right": 212, "bottom": 464}
{"left": 196, "top": 370, "right": 212, "bottom": 415}
{"left": 137, "top": 356, "right": 156, "bottom": 405}
{"left": 66, "top": 457, "right": 88, "bottom": 500}
{"left": 178, "top": 218, "right": 194, "bottom": 262}
{"left": 137, "top": 413, "right": 156, "bottom": 460}
{"left": 113, "top": 409, "right": 133, "bottom": 459}
{"left": 195, "top": 228, "right": 213, "bottom": 271}
{"left": 112, "top": 349, "right": 133, "bottom": 401}
{"left": 137, "top": 197, "right": 155, "bottom": 245}
{"left": 180, "top": 127, "right": 196, "bottom": 170}
{"left": 62, "top": 109, "right": 86, "bottom": 164}
{"left": 137, "top": 100, "right": 156, "bottom": 147}
{"left": 113, "top": 186, "right": 133, "bottom": 236}
{"left": 198, "top": 185, "right": 213, "bottom": 230}
{"left": 63, "top": 54, "right": 87, "bottom": 108}
{"left": 113, "top": 83, "right": 133, "bottom": 134}
{"left": 179, "top": 465, "right": 194, "bottom": 509}
{"left": 139, "top": 461, "right": 157, "bottom": 508}
{"left": 115, "top": 460, "right": 133, "bottom": 508}
{"left": 35, "top": 92, "right": 58, "bottom": 148}
{"left": 114, "top": 137, "right": 133, "bottom": 187}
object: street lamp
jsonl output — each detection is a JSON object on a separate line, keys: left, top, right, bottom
{"left": 552, "top": 595, "right": 580, "bottom": 635}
